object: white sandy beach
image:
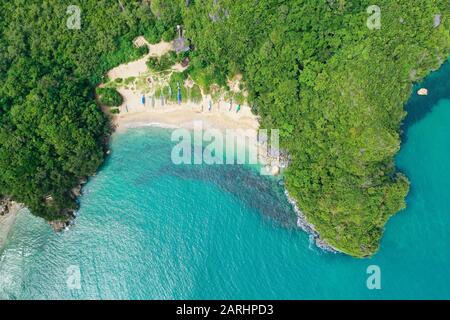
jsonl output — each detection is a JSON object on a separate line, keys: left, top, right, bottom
{"left": 100, "top": 37, "right": 286, "bottom": 176}
{"left": 0, "top": 202, "right": 22, "bottom": 249}
{"left": 2, "top": 38, "right": 268, "bottom": 244}
{"left": 106, "top": 37, "right": 260, "bottom": 134}
{"left": 114, "top": 101, "right": 259, "bottom": 132}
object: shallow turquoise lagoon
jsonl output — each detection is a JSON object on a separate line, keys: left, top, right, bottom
{"left": 0, "top": 62, "right": 449, "bottom": 300}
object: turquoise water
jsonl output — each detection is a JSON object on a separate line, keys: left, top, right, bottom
{"left": 1, "top": 63, "right": 450, "bottom": 299}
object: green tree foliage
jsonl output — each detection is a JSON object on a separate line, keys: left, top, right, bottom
{"left": 0, "top": 0, "right": 178, "bottom": 220}
{"left": 189, "top": 84, "right": 203, "bottom": 103}
{"left": 97, "top": 88, "right": 123, "bottom": 107}
{"left": 146, "top": 51, "right": 178, "bottom": 72}
{"left": 181, "top": 0, "right": 450, "bottom": 256}
{"left": 0, "top": 72, "right": 107, "bottom": 220}
{"left": 0, "top": 0, "right": 449, "bottom": 257}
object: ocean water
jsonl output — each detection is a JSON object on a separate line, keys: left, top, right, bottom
{"left": 0, "top": 62, "right": 449, "bottom": 300}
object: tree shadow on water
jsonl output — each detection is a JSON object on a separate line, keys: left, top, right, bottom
{"left": 157, "top": 164, "right": 299, "bottom": 228}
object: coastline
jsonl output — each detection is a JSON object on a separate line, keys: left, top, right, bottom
{"left": 104, "top": 38, "right": 334, "bottom": 251}
{"left": 111, "top": 104, "right": 282, "bottom": 174}
{"left": 284, "top": 189, "right": 340, "bottom": 254}
{"left": 113, "top": 102, "right": 260, "bottom": 133}
{"left": 0, "top": 200, "right": 23, "bottom": 250}
{"left": 102, "top": 36, "right": 336, "bottom": 254}
{"left": 111, "top": 106, "right": 337, "bottom": 253}
{"left": 0, "top": 34, "right": 339, "bottom": 254}
{"left": 105, "top": 37, "right": 260, "bottom": 136}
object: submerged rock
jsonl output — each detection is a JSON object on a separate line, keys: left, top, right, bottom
{"left": 49, "top": 220, "right": 69, "bottom": 232}
{"left": 49, "top": 210, "right": 76, "bottom": 232}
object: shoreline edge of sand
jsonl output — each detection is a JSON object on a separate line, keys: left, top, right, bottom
{"left": 0, "top": 200, "right": 23, "bottom": 250}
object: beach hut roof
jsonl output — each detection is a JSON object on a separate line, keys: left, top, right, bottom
{"left": 173, "top": 25, "right": 190, "bottom": 53}
{"left": 181, "top": 57, "right": 190, "bottom": 68}
{"left": 173, "top": 37, "right": 189, "bottom": 53}
{"left": 434, "top": 14, "right": 441, "bottom": 28}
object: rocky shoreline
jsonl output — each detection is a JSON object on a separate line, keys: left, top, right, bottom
{"left": 1, "top": 176, "right": 90, "bottom": 238}
{"left": 0, "top": 198, "right": 15, "bottom": 217}
{"left": 257, "top": 143, "right": 339, "bottom": 254}
{"left": 48, "top": 177, "right": 89, "bottom": 232}
{"left": 1, "top": 141, "right": 338, "bottom": 254}
{"left": 283, "top": 189, "right": 340, "bottom": 254}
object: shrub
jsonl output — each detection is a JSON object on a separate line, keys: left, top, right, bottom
{"left": 146, "top": 52, "right": 177, "bottom": 72}
{"left": 162, "top": 28, "right": 176, "bottom": 42}
{"left": 190, "top": 84, "right": 203, "bottom": 103}
{"left": 234, "top": 92, "right": 245, "bottom": 105}
{"left": 97, "top": 88, "right": 123, "bottom": 106}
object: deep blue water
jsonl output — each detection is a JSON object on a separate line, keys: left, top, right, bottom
{"left": 0, "top": 62, "right": 449, "bottom": 300}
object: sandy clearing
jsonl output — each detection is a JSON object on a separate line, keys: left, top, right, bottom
{"left": 107, "top": 37, "right": 173, "bottom": 81}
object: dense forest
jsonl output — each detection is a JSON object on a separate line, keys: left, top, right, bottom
{"left": 0, "top": 0, "right": 181, "bottom": 220}
{"left": 0, "top": 0, "right": 449, "bottom": 256}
